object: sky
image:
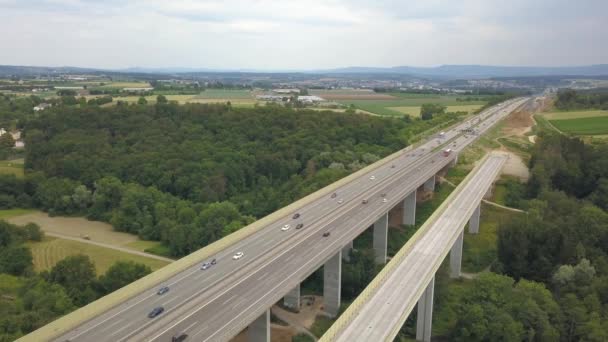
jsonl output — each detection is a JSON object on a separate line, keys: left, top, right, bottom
{"left": 0, "top": 0, "right": 606, "bottom": 70}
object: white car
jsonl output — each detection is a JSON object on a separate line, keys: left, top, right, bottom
{"left": 370, "top": 175, "right": 376, "bottom": 180}
{"left": 233, "top": 252, "right": 244, "bottom": 260}
{"left": 382, "top": 198, "right": 388, "bottom": 203}
{"left": 337, "top": 199, "right": 344, "bottom": 204}
{"left": 281, "top": 224, "right": 290, "bottom": 231}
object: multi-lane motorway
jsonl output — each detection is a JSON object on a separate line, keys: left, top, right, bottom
{"left": 47, "top": 97, "right": 529, "bottom": 342}
{"left": 325, "top": 153, "right": 508, "bottom": 342}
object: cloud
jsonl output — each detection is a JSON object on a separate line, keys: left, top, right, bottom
{"left": 0, "top": 0, "right": 606, "bottom": 69}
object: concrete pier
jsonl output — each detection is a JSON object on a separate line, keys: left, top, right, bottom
{"left": 468, "top": 204, "right": 481, "bottom": 234}
{"left": 450, "top": 231, "right": 464, "bottom": 278}
{"left": 402, "top": 191, "right": 416, "bottom": 226}
{"left": 248, "top": 309, "right": 270, "bottom": 342}
{"left": 323, "top": 250, "right": 342, "bottom": 317}
{"left": 283, "top": 284, "right": 301, "bottom": 310}
{"left": 416, "top": 277, "right": 435, "bottom": 342}
{"left": 373, "top": 213, "right": 389, "bottom": 264}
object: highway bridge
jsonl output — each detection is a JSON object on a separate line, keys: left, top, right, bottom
{"left": 321, "top": 153, "right": 508, "bottom": 342}
{"left": 20, "top": 97, "right": 530, "bottom": 342}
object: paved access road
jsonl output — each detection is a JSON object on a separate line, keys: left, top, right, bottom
{"left": 330, "top": 153, "right": 508, "bottom": 342}
{"left": 52, "top": 98, "right": 529, "bottom": 342}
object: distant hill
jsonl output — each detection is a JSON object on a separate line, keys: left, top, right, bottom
{"left": 319, "top": 64, "right": 608, "bottom": 78}
{"left": 1, "top": 64, "right": 608, "bottom": 79}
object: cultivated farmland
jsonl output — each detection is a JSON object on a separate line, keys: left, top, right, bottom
{"left": 550, "top": 116, "right": 608, "bottom": 135}
{"left": 26, "top": 237, "right": 169, "bottom": 274}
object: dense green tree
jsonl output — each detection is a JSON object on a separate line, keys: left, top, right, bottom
{"left": 48, "top": 255, "right": 97, "bottom": 305}
{"left": 0, "top": 245, "right": 32, "bottom": 276}
{"left": 99, "top": 261, "right": 151, "bottom": 293}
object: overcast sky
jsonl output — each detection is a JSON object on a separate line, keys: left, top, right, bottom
{"left": 0, "top": 0, "right": 606, "bottom": 70}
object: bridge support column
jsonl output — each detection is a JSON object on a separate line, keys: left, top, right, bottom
{"left": 468, "top": 204, "right": 481, "bottom": 234}
{"left": 423, "top": 175, "right": 436, "bottom": 192}
{"left": 342, "top": 240, "right": 353, "bottom": 262}
{"left": 451, "top": 153, "right": 458, "bottom": 167}
{"left": 450, "top": 230, "right": 464, "bottom": 278}
{"left": 283, "top": 284, "right": 300, "bottom": 310}
{"left": 484, "top": 184, "right": 493, "bottom": 199}
{"left": 323, "top": 250, "right": 342, "bottom": 317}
{"left": 373, "top": 213, "right": 388, "bottom": 264}
{"left": 248, "top": 309, "right": 270, "bottom": 342}
{"left": 416, "top": 276, "right": 435, "bottom": 342}
{"left": 402, "top": 191, "right": 416, "bottom": 226}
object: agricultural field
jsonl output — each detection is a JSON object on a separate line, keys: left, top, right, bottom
{"left": 329, "top": 93, "right": 488, "bottom": 116}
{"left": 26, "top": 237, "right": 169, "bottom": 274}
{"left": 388, "top": 104, "right": 484, "bottom": 117}
{"left": 542, "top": 110, "right": 608, "bottom": 135}
{"left": 0, "top": 159, "right": 24, "bottom": 178}
{"left": 93, "top": 89, "right": 257, "bottom": 106}
{"left": 7, "top": 211, "right": 139, "bottom": 246}
{"left": 0, "top": 208, "right": 35, "bottom": 220}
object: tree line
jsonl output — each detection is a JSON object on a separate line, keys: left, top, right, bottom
{"left": 554, "top": 89, "right": 608, "bottom": 111}
{"left": 0, "top": 220, "right": 152, "bottom": 341}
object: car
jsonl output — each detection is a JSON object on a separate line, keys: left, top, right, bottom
{"left": 369, "top": 175, "right": 376, "bottom": 180}
{"left": 148, "top": 306, "right": 164, "bottom": 318}
{"left": 331, "top": 192, "right": 337, "bottom": 198}
{"left": 172, "top": 333, "right": 189, "bottom": 342}
{"left": 281, "top": 224, "right": 290, "bottom": 231}
{"left": 233, "top": 252, "right": 244, "bottom": 260}
{"left": 337, "top": 199, "right": 344, "bottom": 204}
{"left": 382, "top": 198, "right": 388, "bottom": 203}
{"left": 157, "top": 286, "right": 169, "bottom": 295}
{"left": 322, "top": 232, "right": 331, "bottom": 237}
{"left": 296, "top": 223, "right": 304, "bottom": 230}
{"left": 380, "top": 193, "right": 386, "bottom": 197}
{"left": 201, "top": 262, "right": 211, "bottom": 270}
{"left": 362, "top": 199, "right": 368, "bottom": 204}
{"left": 292, "top": 213, "right": 300, "bottom": 219}
{"left": 210, "top": 258, "right": 217, "bottom": 265}
{"left": 391, "top": 164, "right": 396, "bottom": 168}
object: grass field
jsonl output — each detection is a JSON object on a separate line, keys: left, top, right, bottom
{"left": 336, "top": 95, "right": 487, "bottom": 116}
{"left": 542, "top": 109, "right": 608, "bottom": 120}
{"left": 26, "top": 237, "right": 169, "bottom": 274}
{"left": 193, "top": 89, "right": 253, "bottom": 99}
{"left": 8, "top": 211, "right": 140, "bottom": 246}
{"left": 104, "top": 92, "right": 257, "bottom": 106}
{"left": 0, "top": 159, "right": 24, "bottom": 178}
{"left": 388, "top": 104, "right": 484, "bottom": 117}
{"left": 550, "top": 116, "right": 608, "bottom": 135}
{"left": 0, "top": 208, "right": 35, "bottom": 219}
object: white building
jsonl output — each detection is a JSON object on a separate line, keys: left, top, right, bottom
{"left": 34, "top": 103, "right": 51, "bottom": 111}
{"left": 297, "top": 95, "right": 325, "bottom": 104}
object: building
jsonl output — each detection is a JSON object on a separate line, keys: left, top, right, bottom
{"left": 33, "top": 103, "right": 51, "bottom": 111}
{"left": 297, "top": 95, "right": 325, "bottom": 104}
{"left": 272, "top": 88, "right": 300, "bottom": 95}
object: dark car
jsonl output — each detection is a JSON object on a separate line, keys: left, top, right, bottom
{"left": 211, "top": 258, "right": 217, "bottom": 265}
{"left": 323, "top": 232, "right": 331, "bottom": 237}
{"left": 331, "top": 192, "right": 337, "bottom": 198}
{"left": 172, "top": 333, "right": 188, "bottom": 342}
{"left": 148, "top": 306, "right": 164, "bottom": 318}
{"left": 362, "top": 199, "right": 368, "bottom": 204}
{"left": 296, "top": 223, "right": 304, "bottom": 230}
{"left": 292, "top": 213, "right": 300, "bottom": 219}
{"left": 157, "top": 286, "right": 169, "bottom": 295}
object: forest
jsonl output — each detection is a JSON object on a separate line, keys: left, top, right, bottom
{"left": 554, "top": 89, "right": 608, "bottom": 111}
{"left": 0, "top": 98, "right": 468, "bottom": 257}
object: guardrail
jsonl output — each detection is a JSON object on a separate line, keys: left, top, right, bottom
{"left": 319, "top": 152, "right": 501, "bottom": 341}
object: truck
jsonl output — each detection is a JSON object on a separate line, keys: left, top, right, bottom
{"left": 443, "top": 148, "right": 452, "bottom": 157}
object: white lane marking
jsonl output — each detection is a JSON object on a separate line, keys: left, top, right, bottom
{"left": 163, "top": 296, "right": 181, "bottom": 307}
{"left": 66, "top": 267, "right": 201, "bottom": 340}
{"left": 183, "top": 321, "right": 199, "bottom": 333}
{"left": 222, "top": 294, "right": 237, "bottom": 306}
{"left": 191, "top": 325, "right": 208, "bottom": 339}
{"left": 110, "top": 322, "right": 135, "bottom": 337}
{"left": 97, "top": 317, "right": 124, "bottom": 333}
